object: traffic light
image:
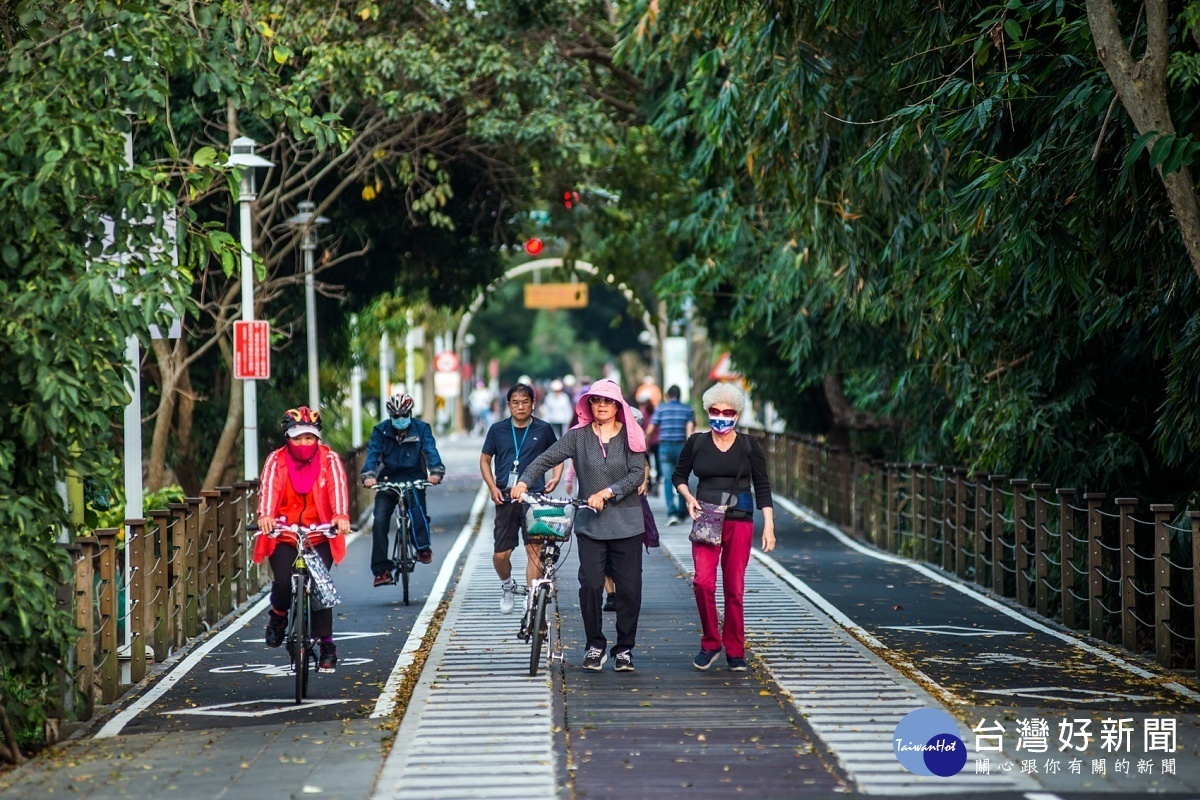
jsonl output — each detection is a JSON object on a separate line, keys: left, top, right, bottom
{"left": 562, "top": 189, "right": 580, "bottom": 210}
{"left": 524, "top": 238, "right": 544, "bottom": 256}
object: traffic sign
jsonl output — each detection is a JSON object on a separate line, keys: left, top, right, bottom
{"left": 434, "top": 351, "right": 460, "bottom": 373}
{"left": 233, "top": 321, "right": 270, "bottom": 380}
{"left": 523, "top": 283, "right": 588, "bottom": 309}
{"left": 709, "top": 352, "right": 741, "bottom": 381}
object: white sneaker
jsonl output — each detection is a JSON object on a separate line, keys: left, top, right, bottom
{"left": 500, "top": 582, "right": 515, "bottom": 614}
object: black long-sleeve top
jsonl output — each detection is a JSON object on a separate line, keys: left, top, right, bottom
{"left": 672, "top": 431, "right": 773, "bottom": 521}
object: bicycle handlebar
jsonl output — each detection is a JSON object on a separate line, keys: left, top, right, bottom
{"left": 258, "top": 523, "right": 337, "bottom": 539}
{"left": 518, "top": 493, "right": 592, "bottom": 509}
{"left": 371, "top": 479, "right": 432, "bottom": 493}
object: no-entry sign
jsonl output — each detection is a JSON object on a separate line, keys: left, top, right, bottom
{"left": 234, "top": 320, "right": 270, "bottom": 380}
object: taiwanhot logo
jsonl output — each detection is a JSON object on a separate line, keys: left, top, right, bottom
{"left": 892, "top": 708, "right": 968, "bottom": 777}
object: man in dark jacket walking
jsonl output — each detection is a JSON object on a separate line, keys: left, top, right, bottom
{"left": 362, "top": 393, "right": 446, "bottom": 585}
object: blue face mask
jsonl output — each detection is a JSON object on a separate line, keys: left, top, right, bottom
{"left": 709, "top": 416, "right": 736, "bottom": 435}
{"left": 391, "top": 416, "right": 412, "bottom": 431}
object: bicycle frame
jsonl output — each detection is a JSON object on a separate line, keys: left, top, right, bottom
{"left": 372, "top": 480, "right": 430, "bottom": 605}
{"left": 516, "top": 493, "right": 588, "bottom": 676}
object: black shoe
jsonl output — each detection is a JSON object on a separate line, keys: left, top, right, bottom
{"left": 418, "top": 548, "right": 433, "bottom": 564}
{"left": 603, "top": 593, "right": 616, "bottom": 612}
{"left": 582, "top": 647, "right": 607, "bottom": 671}
{"left": 693, "top": 649, "right": 721, "bottom": 670}
{"left": 264, "top": 612, "right": 287, "bottom": 648}
{"left": 614, "top": 651, "right": 635, "bottom": 672}
{"left": 318, "top": 642, "right": 337, "bottom": 673}
{"left": 727, "top": 657, "right": 749, "bottom": 672}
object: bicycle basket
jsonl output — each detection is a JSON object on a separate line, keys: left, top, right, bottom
{"left": 524, "top": 503, "right": 577, "bottom": 539}
{"left": 303, "top": 548, "right": 341, "bottom": 610}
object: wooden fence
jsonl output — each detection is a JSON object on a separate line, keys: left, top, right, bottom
{"left": 752, "top": 431, "right": 1200, "bottom": 676}
{"left": 66, "top": 449, "right": 370, "bottom": 722}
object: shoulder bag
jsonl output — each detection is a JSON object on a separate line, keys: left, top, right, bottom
{"left": 688, "top": 436, "right": 747, "bottom": 546}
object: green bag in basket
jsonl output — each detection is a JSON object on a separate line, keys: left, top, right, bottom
{"left": 525, "top": 503, "right": 576, "bottom": 539}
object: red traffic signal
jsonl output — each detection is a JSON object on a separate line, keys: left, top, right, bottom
{"left": 524, "top": 238, "right": 544, "bottom": 256}
{"left": 562, "top": 189, "right": 580, "bottom": 210}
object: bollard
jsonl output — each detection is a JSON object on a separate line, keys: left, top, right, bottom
{"left": 1011, "top": 479, "right": 1030, "bottom": 606}
{"left": 1151, "top": 504, "right": 1175, "bottom": 668}
{"left": 1116, "top": 497, "right": 1139, "bottom": 652}
{"left": 1057, "top": 489, "right": 1079, "bottom": 629}
{"left": 1085, "top": 493, "right": 1106, "bottom": 640}
{"left": 1033, "top": 484, "right": 1051, "bottom": 617}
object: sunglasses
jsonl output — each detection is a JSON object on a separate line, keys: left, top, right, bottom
{"left": 588, "top": 396, "right": 618, "bottom": 406}
{"left": 707, "top": 407, "right": 738, "bottom": 418}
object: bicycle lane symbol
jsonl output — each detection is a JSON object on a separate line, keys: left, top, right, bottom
{"left": 209, "top": 658, "right": 373, "bottom": 678}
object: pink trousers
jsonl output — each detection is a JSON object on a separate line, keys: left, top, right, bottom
{"left": 691, "top": 518, "right": 753, "bottom": 657}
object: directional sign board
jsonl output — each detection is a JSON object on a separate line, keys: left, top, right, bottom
{"left": 523, "top": 282, "right": 588, "bottom": 309}
{"left": 233, "top": 320, "right": 270, "bottom": 380}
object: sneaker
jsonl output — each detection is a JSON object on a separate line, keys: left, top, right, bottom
{"left": 264, "top": 611, "right": 287, "bottom": 648}
{"left": 693, "top": 649, "right": 721, "bottom": 670}
{"left": 373, "top": 573, "right": 393, "bottom": 587}
{"left": 318, "top": 642, "right": 337, "bottom": 673}
{"left": 602, "top": 593, "right": 616, "bottom": 612}
{"left": 666, "top": 515, "right": 681, "bottom": 526}
{"left": 500, "top": 582, "right": 516, "bottom": 614}
{"left": 613, "top": 651, "right": 635, "bottom": 672}
{"left": 582, "top": 647, "right": 607, "bottom": 671}
{"left": 727, "top": 657, "right": 749, "bottom": 672}
{"left": 418, "top": 548, "right": 433, "bottom": 564}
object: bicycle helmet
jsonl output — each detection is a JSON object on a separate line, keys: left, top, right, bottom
{"left": 281, "top": 406, "right": 323, "bottom": 438}
{"left": 386, "top": 393, "right": 414, "bottom": 418}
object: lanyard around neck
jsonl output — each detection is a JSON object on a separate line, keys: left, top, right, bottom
{"left": 511, "top": 420, "right": 531, "bottom": 466}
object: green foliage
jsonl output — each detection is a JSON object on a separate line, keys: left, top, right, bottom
{"left": 618, "top": 0, "right": 1200, "bottom": 499}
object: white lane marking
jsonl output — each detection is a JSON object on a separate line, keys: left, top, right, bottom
{"left": 975, "top": 686, "right": 1155, "bottom": 703}
{"left": 208, "top": 657, "right": 373, "bottom": 677}
{"left": 773, "top": 495, "right": 1200, "bottom": 703}
{"left": 163, "top": 698, "right": 351, "bottom": 717}
{"left": 881, "top": 624, "right": 1024, "bottom": 636}
{"left": 94, "top": 530, "right": 365, "bottom": 738}
{"left": 370, "top": 482, "right": 488, "bottom": 719}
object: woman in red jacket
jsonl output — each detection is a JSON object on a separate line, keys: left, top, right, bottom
{"left": 254, "top": 407, "right": 351, "bottom": 672}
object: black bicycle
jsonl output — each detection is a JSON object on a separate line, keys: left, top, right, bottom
{"left": 372, "top": 480, "right": 431, "bottom": 605}
{"left": 517, "top": 493, "right": 589, "bottom": 676}
{"left": 260, "top": 523, "right": 338, "bottom": 703}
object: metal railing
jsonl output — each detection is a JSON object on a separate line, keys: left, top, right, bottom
{"left": 752, "top": 430, "right": 1200, "bottom": 676}
{"left": 66, "top": 449, "right": 370, "bottom": 722}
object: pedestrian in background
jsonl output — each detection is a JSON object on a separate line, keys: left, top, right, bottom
{"left": 511, "top": 378, "right": 647, "bottom": 673}
{"left": 480, "top": 383, "right": 562, "bottom": 613}
{"left": 647, "top": 385, "right": 695, "bottom": 525}
{"left": 672, "top": 382, "right": 775, "bottom": 672}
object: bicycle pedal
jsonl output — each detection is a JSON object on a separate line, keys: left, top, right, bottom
{"left": 550, "top": 650, "right": 565, "bottom": 662}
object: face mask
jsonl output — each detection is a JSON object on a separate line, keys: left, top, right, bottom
{"left": 391, "top": 416, "right": 412, "bottom": 431}
{"left": 286, "top": 440, "right": 319, "bottom": 461}
{"left": 709, "top": 416, "right": 736, "bottom": 435}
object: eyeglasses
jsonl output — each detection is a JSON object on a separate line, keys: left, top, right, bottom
{"left": 509, "top": 399, "right": 533, "bottom": 407}
{"left": 707, "top": 407, "right": 738, "bottom": 418}
{"left": 588, "top": 396, "right": 618, "bottom": 406}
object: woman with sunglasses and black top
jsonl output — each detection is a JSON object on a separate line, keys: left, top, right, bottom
{"left": 510, "top": 378, "right": 647, "bottom": 673}
{"left": 672, "top": 382, "right": 775, "bottom": 672}
{"left": 254, "top": 407, "right": 352, "bottom": 672}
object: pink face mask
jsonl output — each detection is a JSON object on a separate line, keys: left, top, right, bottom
{"left": 287, "top": 440, "right": 319, "bottom": 462}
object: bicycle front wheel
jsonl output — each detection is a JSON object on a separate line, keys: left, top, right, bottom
{"left": 291, "top": 576, "right": 307, "bottom": 704}
{"left": 529, "top": 585, "right": 550, "bottom": 677}
{"left": 399, "top": 516, "right": 412, "bottom": 606}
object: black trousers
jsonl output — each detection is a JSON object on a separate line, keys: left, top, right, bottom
{"left": 577, "top": 533, "right": 643, "bottom": 655}
{"left": 268, "top": 541, "right": 334, "bottom": 638}
{"left": 371, "top": 487, "right": 430, "bottom": 575}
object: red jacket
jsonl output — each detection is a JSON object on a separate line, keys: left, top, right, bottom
{"left": 253, "top": 444, "right": 350, "bottom": 564}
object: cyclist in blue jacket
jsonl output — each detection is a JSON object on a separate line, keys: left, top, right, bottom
{"left": 362, "top": 393, "right": 446, "bottom": 585}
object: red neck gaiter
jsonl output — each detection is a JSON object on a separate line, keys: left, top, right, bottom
{"left": 285, "top": 441, "right": 321, "bottom": 494}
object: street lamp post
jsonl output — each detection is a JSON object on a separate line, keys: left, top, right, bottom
{"left": 287, "top": 200, "right": 330, "bottom": 409}
{"left": 227, "top": 136, "right": 274, "bottom": 480}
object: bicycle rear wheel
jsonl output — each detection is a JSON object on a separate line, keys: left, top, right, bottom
{"left": 529, "top": 585, "right": 549, "bottom": 677}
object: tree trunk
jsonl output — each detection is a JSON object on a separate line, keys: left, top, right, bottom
{"left": 202, "top": 337, "right": 244, "bottom": 490}
{"left": 1085, "top": 0, "right": 1200, "bottom": 279}
{"left": 147, "top": 339, "right": 182, "bottom": 492}
{"left": 173, "top": 358, "right": 200, "bottom": 495}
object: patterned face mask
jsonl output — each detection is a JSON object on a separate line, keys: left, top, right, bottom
{"left": 709, "top": 416, "right": 736, "bottom": 435}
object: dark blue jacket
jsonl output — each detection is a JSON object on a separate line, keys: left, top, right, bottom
{"left": 361, "top": 418, "right": 446, "bottom": 482}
